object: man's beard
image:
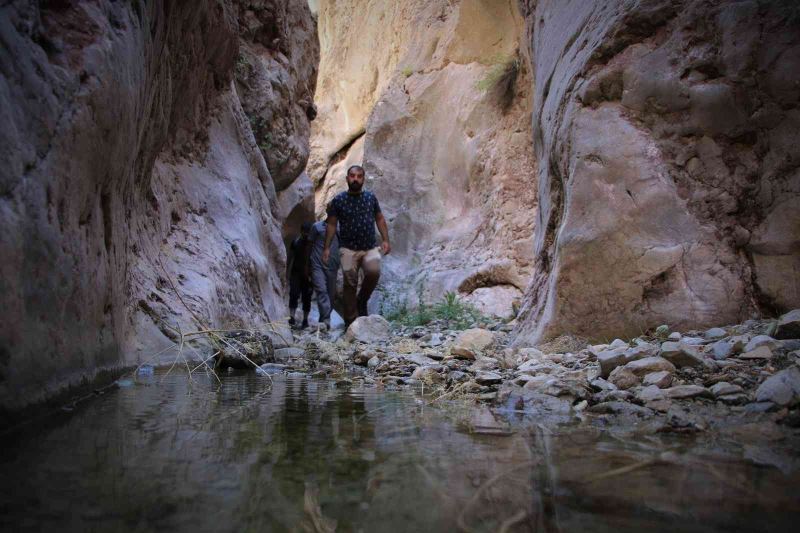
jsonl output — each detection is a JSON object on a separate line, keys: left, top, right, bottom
{"left": 347, "top": 181, "right": 363, "bottom": 192}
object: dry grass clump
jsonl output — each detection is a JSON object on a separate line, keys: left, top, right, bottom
{"left": 536, "top": 334, "right": 588, "bottom": 355}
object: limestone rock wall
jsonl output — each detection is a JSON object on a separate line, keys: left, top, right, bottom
{"left": 310, "top": 0, "right": 537, "bottom": 318}
{"left": 515, "top": 0, "right": 800, "bottom": 343}
{"left": 0, "top": 0, "right": 317, "bottom": 413}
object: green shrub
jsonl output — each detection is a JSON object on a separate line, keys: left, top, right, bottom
{"left": 475, "top": 53, "right": 520, "bottom": 109}
{"left": 385, "top": 288, "right": 488, "bottom": 330}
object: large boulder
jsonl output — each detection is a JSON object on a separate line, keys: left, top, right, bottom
{"left": 452, "top": 328, "right": 495, "bottom": 358}
{"left": 775, "top": 309, "right": 800, "bottom": 340}
{"left": 659, "top": 342, "right": 704, "bottom": 368}
{"left": 756, "top": 367, "right": 800, "bottom": 406}
{"left": 345, "top": 315, "right": 391, "bottom": 343}
{"left": 217, "top": 331, "right": 275, "bottom": 370}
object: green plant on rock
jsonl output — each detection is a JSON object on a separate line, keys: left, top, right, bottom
{"left": 475, "top": 52, "right": 520, "bottom": 109}
{"left": 401, "top": 66, "right": 414, "bottom": 78}
{"left": 385, "top": 286, "right": 489, "bottom": 330}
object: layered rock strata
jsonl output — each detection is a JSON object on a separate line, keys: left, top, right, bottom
{"left": 0, "top": 0, "right": 317, "bottom": 413}
{"left": 516, "top": 0, "right": 800, "bottom": 343}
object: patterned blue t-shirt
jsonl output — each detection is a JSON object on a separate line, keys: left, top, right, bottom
{"left": 327, "top": 190, "right": 381, "bottom": 251}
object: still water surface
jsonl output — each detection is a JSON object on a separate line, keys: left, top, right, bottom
{"left": 1, "top": 370, "right": 798, "bottom": 532}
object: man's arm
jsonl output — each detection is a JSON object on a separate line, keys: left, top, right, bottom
{"left": 376, "top": 212, "right": 391, "bottom": 255}
{"left": 322, "top": 215, "right": 337, "bottom": 263}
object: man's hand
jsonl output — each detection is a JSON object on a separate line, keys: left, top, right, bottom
{"left": 381, "top": 241, "right": 391, "bottom": 255}
{"left": 322, "top": 247, "right": 330, "bottom": 264}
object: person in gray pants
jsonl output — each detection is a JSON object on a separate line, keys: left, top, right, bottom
{"left": 307, "top": 219, "right": 340, "bottom": 330}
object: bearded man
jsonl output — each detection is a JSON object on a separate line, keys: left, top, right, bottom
{"left": 322, "top": 165, "right": 391, "bottom": 328}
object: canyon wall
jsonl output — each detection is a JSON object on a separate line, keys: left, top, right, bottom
{"left": 0, "top": 0, "right": 317, "bottom": 413}
{"left": 309, "top": 0, "right": 537, "bottom": 319}
{"left": 515, "top": 0, "right": 800, "bottom": 343}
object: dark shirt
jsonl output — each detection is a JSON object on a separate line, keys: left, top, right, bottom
{"left": 289, "top": 235, "right": 310, "bottom": 277}
{"left": 327, "top": 190, "right": 381, "bottom": 251}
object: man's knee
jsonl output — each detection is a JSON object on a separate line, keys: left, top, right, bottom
{"left": 362, "top": 249, "right": 381, "bottom": 279}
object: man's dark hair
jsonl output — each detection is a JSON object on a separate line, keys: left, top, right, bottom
{"left": 301, "top": 222, "right": 312, "bottom": 232}
{"left": 346, "top": 164, "right": 365, "bottom": 176}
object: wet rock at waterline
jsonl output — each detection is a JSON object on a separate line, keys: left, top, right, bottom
{"left": 217, "top": 331, "right": 276, "bottom": 370}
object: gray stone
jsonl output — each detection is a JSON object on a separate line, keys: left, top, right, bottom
{"left": 345, "top": 315, "right": 391, "bottom": 343}
{"left": 425, "top": 333, "right": 444, "bottom": 347}
{"left": 744, "top": 335, "right": 780, "bottom": 353}
{"left": 704, "top": 327, "right": 727, "bottom": 340}
{"left": 636, "top": 385, "right": 666, "bottom": 403}
{"left": 258, "top": 363, "right": 288, "bottom": 375}
{"left": 738, "top": 346, "right": 773, "bottom": 360}
{"left": 667, "top": 332, "right": 682, "bottom": 341}
{"left": 608, "top": 366, "right": 640, "bottom": 390}
{"left": 402, "top": 353, "right": 438, "bottom": 366}
{"left": 783, "top": 340, "right": 800, "bottom": 352}
{"left": 624, "top": 356, "right": 676, "bottom": 377}
{"left": 775, "top": 309, "right": 800, "bottom": 339}
{"left": 475, "top": 371, "right": 503, "bottom": 385}
{"left": 744, "top": 402, "right": 778, "bottom": 414}
{"left": 367, "top": 356, "right": 381, "bottom": 368}
{"left": 597, "top": 347, "right": 628, "bottom": 377}
{"left": 592, "top": 390, "right": 633, "bottom": 403}
{"left": 274, "top": 347, "right": 305, "bottom": 360}
{"left": 588, "top": 402, "right": 653, "bottom": 417}
{"left": 755, "top": 367, "right": 800, "bottom": 406}
{"left": 710, "top": 382, "right": 743, "bottom": 397}
{"left": 643, "top": 370, "right": 673, "bottom": 388}
{"left": 448, "top": 370, "right": 469, "bottom": 383}
{"left": 609, "top": 339, "right": 628, "bottom": 349}
{"left": 718, "top": 393, "right": 749, "bottom": 405}
{"left": 663, "top": 385, "right": 712, "bottom": 399}
{"left": 590, "top": 377, "right": 618, "bottom": 392}
{"left": 681, "top": 336, "right": 707, "bottom": 345}
{"left": 659, "top": 341, "right": 704, "bottom": 367}
{"left": 710, "top": 340, "right": 733, "bottom": 360}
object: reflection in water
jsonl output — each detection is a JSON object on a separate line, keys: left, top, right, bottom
{"left": 0, "top": 370, "right": 798, "bottom": 532}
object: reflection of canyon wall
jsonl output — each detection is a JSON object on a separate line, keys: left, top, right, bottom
{"left": 515, "top": 0, "right": 800, "bottom": 343}
{"left": 309, "top": 0, "right": 537, "bottom": 318}
{"left": 0, "top": 0, "right": 317, "bottom": 413}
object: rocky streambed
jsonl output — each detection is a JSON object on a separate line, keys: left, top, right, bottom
{"left": 258, "top": 309, "right": 800, "bottom": 475}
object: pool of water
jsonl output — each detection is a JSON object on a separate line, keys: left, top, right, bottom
{"left": 1, "top": 369, "right": 798, "bottom": 532}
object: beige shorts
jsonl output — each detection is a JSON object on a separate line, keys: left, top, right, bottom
{"left": 340, "top": 247, "right": 381, "bottom": 286}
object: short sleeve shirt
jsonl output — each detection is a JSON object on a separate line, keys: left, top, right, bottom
{"left": 327, "top": 190, "right": 381, "bottom": 251}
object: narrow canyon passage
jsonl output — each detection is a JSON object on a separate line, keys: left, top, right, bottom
{"left": 1, "top": 1, "right": 800, "bottom": 531}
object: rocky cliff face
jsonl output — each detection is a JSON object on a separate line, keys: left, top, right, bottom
{"left": 0, "top": 0, "right": 317, "bottom": 413}
{"left": 515, "top": 0, "right": 800, "bottom": 343}
{"left": 309, "top": 0, "right": 537, "bottom": 319}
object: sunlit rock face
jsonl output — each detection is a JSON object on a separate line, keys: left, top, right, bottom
{"left": 0, "top": 0, "right": 317, "bottom": 412}
{"left": 514, "top": 0, "right": 800, "bottom": 344}
{"left": 309, "top": 0, "right": 537, "bottom": 318}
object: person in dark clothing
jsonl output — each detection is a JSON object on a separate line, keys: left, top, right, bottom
{"left": 322, "top": 165, "right": 391, "bottom": 328}
{"left": 288, "top": 222, "right": 313, "bottom": 328}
